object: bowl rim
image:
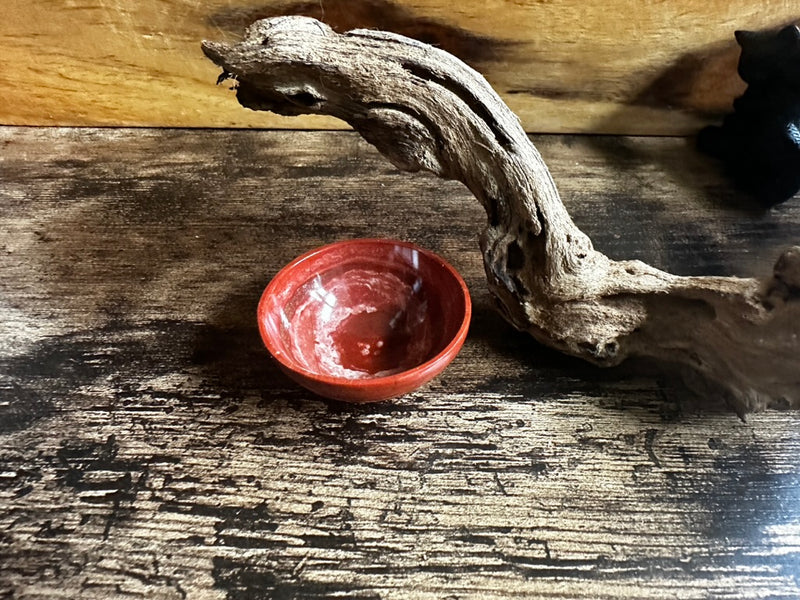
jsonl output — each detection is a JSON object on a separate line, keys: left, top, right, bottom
{"left": 257, "top": 238, "right": 472, "bottom": 392}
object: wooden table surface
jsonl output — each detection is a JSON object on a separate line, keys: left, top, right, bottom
{"left": 1, "top": 127, "right": 799, "bottom": 599}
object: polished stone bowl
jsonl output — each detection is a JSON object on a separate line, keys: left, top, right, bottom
{"left": 258, "top": 239, "right": 471, "bottom": 402}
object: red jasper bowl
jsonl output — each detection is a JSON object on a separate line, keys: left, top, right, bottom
{"left": 257, "top": 239, "right": 471, "bottom": 402}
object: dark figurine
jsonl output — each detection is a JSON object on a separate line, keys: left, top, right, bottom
{"left": 698, "top": 24, "right": 800, "bottom": 206}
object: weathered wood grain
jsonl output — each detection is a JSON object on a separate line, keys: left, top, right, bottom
{"left": 2, "top": 0, "right": 799, "bottom": 133}
{"left": 1, "top": 127, "right": 800, "bottom": 599}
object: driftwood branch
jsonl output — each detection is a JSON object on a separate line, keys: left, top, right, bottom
{"left": 202, "top": 17, "right": 800, "bottom": 412}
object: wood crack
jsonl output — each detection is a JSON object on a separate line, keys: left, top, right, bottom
{"left": 400, "top": 61, "right": 515, "bottom": 149}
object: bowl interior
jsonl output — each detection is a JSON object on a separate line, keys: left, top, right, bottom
{"left": 259, "top": 240, "right": 468, "bottom": 381}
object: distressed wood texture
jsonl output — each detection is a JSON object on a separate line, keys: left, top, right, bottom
{"left": 2, "top": 0, "right": 799, "bottom": 133}
{"left": 2, "top": 127, "right": 800, "bottom": 599}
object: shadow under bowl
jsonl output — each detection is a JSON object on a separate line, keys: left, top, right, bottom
{"left": 257, "top": 238, "right": 471, "bottom": 402}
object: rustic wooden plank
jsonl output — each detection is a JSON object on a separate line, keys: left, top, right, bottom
{"left": 2, "top": 1, "right": 798, "bottom": 133}
{"left": 1, "top": 127, "right": 799, "bottom": 599}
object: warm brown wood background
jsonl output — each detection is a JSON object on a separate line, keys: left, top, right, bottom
{"left": 3, "top": 0, "right": 798, "bottom": 133}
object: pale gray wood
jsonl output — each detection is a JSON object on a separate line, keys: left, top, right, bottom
{"left": 202, "top": 16, "right": 800, "bottom": 412}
